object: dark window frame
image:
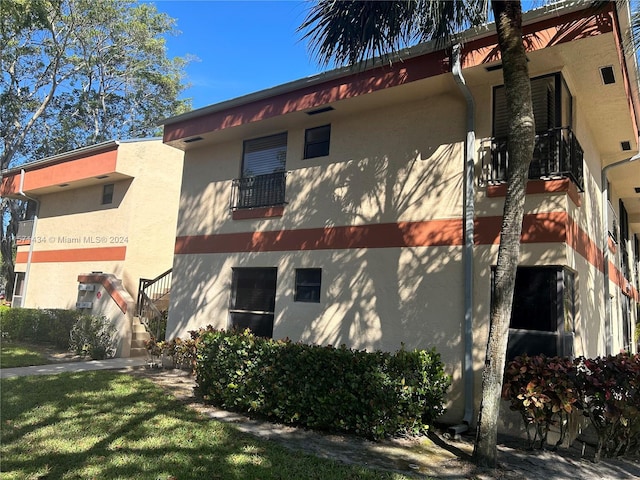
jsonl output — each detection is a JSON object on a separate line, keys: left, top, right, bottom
{"left": 228, "top": 267, "right": 278, "bottom": 338}
{"left": 241, "top": 132, "right": 288, "bottom": 178}
{"left": 304, "top": 124, "right": 331, "bottom": 159}
{"left": 294, "top": 268, "right": 322, "bottom": 303}
{"left": 231, "top": 133, "right": 288, "bottom": 211}
{"left": 102, "top": 184, "right": 114, "bottom": 205}
{"left": 492, "top": 72, "right": 573, "bottom": 137}
{"left": 491, "top": 265, "right": 577, "bottom": 359}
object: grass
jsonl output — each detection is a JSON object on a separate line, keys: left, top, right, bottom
{"left": 0, "top": 371, "right": 412, "bottom": 479}
{"left": 0, "top": 342, "right": 50, "bottom": 368}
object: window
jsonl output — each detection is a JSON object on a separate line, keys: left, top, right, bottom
{"left": 304, "top": 125, "right": 331, "bottom": 159}
{"left": 491, "top": 266, "right": 577, "bottom": 359}
{"left": 23, "top": 200, "right": 37, "bottom": 220}
{"left": 229, "top": 267, "right": 277, "bottom": 338}
{"left": 489, "top": 73, "right": 583, "bottom": 190}
{"left": 12, "top": 272, "right": 25, "bottom": 308}
{"left": 243, "top": 133, "right": 287, "bottom": 177}
{"left": 232, "top": 133, "right": 287, "bottom": 209}
{"left": 620, "top": 200, "right": 630, "bottom": 279}
{"left": 493, "top": 74, "right": 571, "bottom": 137}
{"left": 294, "top": 268, "right": 321, "bottom": 303}
{"left": 102, "top": 184, "right": 114, "bottom": 205}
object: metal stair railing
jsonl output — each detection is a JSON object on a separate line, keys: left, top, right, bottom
{"left": 136, "top": 268, "right": 172, "bottom": 340}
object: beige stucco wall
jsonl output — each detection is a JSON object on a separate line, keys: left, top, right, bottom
{"left": 169, "top": 245, "right": 468, "bottom": 422}
{"left": 170, "top": 91, "right": 470, "bottom": 421}
{"left": 176, "top": 92, "right": 467, "bottom": 238}
{"left": 169, "top": 47, "right": 639, "bottom": 424}
{"left": 16, "top": 139, "right": 183, "bottom": 349}
{"left": 76, "top": 279, "right": 135, "bottom": 357}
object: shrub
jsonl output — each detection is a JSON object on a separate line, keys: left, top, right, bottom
{"left": 0, "top": 308, "right": 81, "bottom": 348}
{"left": 503, "top": 353, "right": 640, "bottom": 460}
{"left": 193, "top": 328, "right": 450, "bottom": 440}
{"left": 573, "top": 353, "right": 640, "bottom": 461}
{"left": 145, "top": 332, "right": 199, "bottom": 370}
{"left": 502, "top": 354, "right": 577, "bottom": 449}
{"left": 69, "top": 314, "right": 117, "bottom": 360}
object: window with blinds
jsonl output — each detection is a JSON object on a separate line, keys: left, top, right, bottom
{"left": 242, "top": 132, "right": 287, "bottom": 177}
{"left": 493, "top": 73, "right": 572, "bottom": 137}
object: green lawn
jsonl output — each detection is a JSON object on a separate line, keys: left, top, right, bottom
{"left": 0, "top": 371, "right": 411, "bottom": 479}
{"left": 0, "top": 343, "right": 50, "bottom": 368}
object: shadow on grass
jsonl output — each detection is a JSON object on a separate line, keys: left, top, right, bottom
{"left": 0, "top": 342, "right": 51, "bottom": 369}
{"left": 0, "top": 371, "right": 406, "bottom": 480}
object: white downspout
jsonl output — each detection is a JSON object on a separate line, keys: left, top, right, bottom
{"left": 602, "top": 152, "right": 640, "bottom": 355}
{"left": 17, "top": 169, "right": 39, "bottom": 307}
{"left": 452, "top": 43, "right": 476, "bottom": 430}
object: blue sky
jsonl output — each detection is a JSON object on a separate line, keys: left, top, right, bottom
{"left": 153, "top": 1, "right": 325, "bottom": 110}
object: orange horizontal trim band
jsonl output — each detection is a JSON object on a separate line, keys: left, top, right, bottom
{"left": 175, "top": 219, "right": 464, "bottom": 255}
{"left": 474, "top": 212, "right": 568, "bottom": 246}
{"left": 232, "top": 206, "right": 285, "bottom": 220}
{"left": 566, "top": 216, "right": 604, "bottom": 273}
{"left": 175, "top": 212, "right": 639, "bottom": 301}
{"left": 608, "top": 262, "right": 640, "bottom": 302}
{"left": 175, "top": 213, "right": 570, "bottom": 255}
{"left": 15, "top": 246, "right": 126, "bottom": 263}
{"left": 487, "top": 179, "right": 581, "bottom": 207}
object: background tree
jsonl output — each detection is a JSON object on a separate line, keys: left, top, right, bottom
{"left": 0, "top": 0, "right": 190, "bottom": 297}
{"left": 300, "top": 0, "right": 535, "bottom": 467}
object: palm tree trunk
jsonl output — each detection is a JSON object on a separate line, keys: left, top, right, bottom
{"left": 473, "top": 0, "right": 535, "bottom": 468}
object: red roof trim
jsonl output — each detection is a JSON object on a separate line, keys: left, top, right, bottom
{"left": 163, "top": 5, "right": 614, "bottom": 143}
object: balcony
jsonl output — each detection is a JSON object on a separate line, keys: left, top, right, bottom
{"left": 483, "top": 127, "right": 584, "bottom": 191}
{"left": 230, "top": 171, "right": 287, "bottom": 210}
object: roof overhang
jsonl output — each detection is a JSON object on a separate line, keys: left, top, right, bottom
{"left": 158, "top": 1, "right": 639, "bottom": 233}
{"left": 160, "top": 2, "right": 631, "bottom": 149}
{"left": 0, "top": 141, "right": 131, "bottom": 197}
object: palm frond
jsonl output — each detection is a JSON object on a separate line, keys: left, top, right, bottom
{"left": 299, "top": 0, "right": 491, "bottom": 68}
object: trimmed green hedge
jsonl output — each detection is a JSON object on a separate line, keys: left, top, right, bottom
{"left": 0, "top": 308, "right": 83, "bottom": 349}
{"left": 194, "top": 328, "right": 450, "bottom": 439}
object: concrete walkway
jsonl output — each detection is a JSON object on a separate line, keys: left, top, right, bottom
{"left": 0, "top": 357, "right": 148, "bottom": 378}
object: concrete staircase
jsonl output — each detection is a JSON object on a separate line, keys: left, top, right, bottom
{"left": 130, "top": 316, "right": 151, "bottom": 357}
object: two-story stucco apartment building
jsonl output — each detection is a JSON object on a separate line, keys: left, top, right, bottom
{"left": 160, "top": 1, "right": 639, "bottom": 424}
{"left": 0, "top": 138, "right": 183, "bottom": 356}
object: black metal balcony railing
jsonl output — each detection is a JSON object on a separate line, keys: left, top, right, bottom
{"left": 230, "top": 171, "right": 287, "bottom": 210}
{"left": 484, "top": 127, "right": 584, "bottom": 191}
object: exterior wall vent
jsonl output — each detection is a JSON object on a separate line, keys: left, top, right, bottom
{"left": 184, "top": 136, "right": 203, "bottom": 143}
{"left": 306, "top": 106, "right": 334, "bottom": 115}
{"left": 621, "top": 141, "right": 631, "bottom": 151}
